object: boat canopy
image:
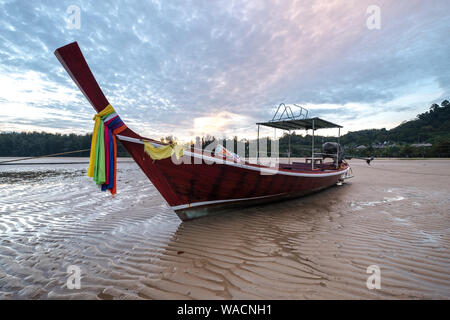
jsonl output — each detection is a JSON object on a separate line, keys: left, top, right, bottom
{"left": 257, "top": 117, "right": 342, "bottom": 131}
{"left": 255, "top": 104, "right": 343, "bottom": 168}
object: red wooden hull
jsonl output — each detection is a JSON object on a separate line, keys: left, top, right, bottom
{"left": 118, "top": 137, "right": 348, "bottom": 220}
{"left": 54, "top": 42, "right": 349, "bottom": 220}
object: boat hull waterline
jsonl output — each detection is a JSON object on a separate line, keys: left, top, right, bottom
{"left": 54, "top": 42, "right": 349, "bottom": 220}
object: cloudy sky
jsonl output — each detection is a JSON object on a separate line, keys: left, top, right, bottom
{"left": 0, "top": 0, "right": 449, "bottom": 141}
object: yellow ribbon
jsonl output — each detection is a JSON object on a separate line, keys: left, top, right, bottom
{"left": 144, "top": 141, "right": 184, "bottom": 160}
{"left": 88, "top": 104, "right": 115, "bottom": 177}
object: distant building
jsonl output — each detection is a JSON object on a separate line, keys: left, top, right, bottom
{"left": 411, "top": 143, "right": 432, "bottom": 148}
{"left": 372, "top": 142, "right": 397, "bottom": 149}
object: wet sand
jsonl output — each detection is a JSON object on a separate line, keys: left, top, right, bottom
{"left": 0, "top": 158, "right": 449, "bottom": 299}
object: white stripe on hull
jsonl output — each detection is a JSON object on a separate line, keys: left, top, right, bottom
{"left": 171, "top": 192, "right": 288, "bottom": 210}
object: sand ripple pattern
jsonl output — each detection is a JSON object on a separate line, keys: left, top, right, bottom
{"left": 0, "top": 159, "right": 449, "bottom": 299}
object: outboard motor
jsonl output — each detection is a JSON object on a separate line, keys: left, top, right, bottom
{"left": 322, "top": 142, "right": 344, "bottom": 167}
{"left": 322, "top": 142, "right": 374, "bottom": 166}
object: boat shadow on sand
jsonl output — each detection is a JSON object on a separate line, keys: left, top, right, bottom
{"left": 163, "top": 182, "right": 351, "bottom": 259}
{"left": 131, "top": 183, "right": 353, "bottom": 299}
{"left": 174, "top": 181, "right": 352, "bottom": 227}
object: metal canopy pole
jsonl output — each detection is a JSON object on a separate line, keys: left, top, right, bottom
{"left": 288, "top": 129, "right": 291, "bottom": 165}
{"left": 312, "top": 119, "right": 315, "bottom": 170}
{"left": 338, "top": 127, "right": 341, "bottom": 145}
{"left": 257, "top": 124, "right": 260, "bottom": 165}
{"left": 337, "top": 127, "right": 341, "bottom": 169}
{"left": 273, "top": 128, "right": 276, "bottom": 160}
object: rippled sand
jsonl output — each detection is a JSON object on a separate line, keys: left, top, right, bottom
{"left": 0, "top": 158, "right": 449, "bottom": 299}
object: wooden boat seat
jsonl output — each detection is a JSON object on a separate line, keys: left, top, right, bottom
{"left": 280, "top": 161, "right": 336, "bottom": 172}
{"left": 304, "top": 158, "right": 323, "bottom": 165}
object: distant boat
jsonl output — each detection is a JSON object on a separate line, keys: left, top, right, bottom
{"left": 54, "top": 42, "right": 351, "bottom": 220}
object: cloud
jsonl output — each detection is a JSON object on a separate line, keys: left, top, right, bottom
{"left": 193, "top": 111, "right": 249, "bottom": 137}
{"left": 0, "top": 0, "right": 449, "bottom": 140}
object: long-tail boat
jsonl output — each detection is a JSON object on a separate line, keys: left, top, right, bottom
{"left": 54, "top": 42, "right": 351, "bottom": 221}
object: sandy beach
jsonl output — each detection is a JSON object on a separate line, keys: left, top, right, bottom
{"left": 0, "top": 158, "right": 449, "bottom": 299}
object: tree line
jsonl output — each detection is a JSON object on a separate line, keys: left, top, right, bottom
{"left": 0, "top": 132, "right": 129, "bottom": 157}
{"left": 1, "top": 100, "right": 449, "bottom": 158}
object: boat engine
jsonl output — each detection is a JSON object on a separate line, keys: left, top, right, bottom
{"left": 322, "top": 142, "right": 374, "bottom": 166}
{"left": 322, "top": 142, "right": 344, "bottom": 167}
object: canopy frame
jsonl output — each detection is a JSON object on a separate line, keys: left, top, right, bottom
{"left": 256, "top": 104, "right": 343, "bottom": 169}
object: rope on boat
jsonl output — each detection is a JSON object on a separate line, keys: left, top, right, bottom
{"left": 0, "top": 149, "right": 90, "bottom": 165}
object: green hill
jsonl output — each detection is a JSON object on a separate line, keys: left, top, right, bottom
{"left": 278, "top": 99, "right": 450, "bottom": 157}
{"left": 341, "top": 100, "right": 450, "bottom": 145}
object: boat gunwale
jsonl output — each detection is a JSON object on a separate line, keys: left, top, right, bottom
{"left": 117, "top": 134, "right": 349, "bottom": 178}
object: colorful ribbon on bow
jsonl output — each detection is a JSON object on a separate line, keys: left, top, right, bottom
{"left": 143, "top": 141, "right": 184, "bottom": 160}
{"left": 88, "top": 104, "right": 127, "bottom": 195}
